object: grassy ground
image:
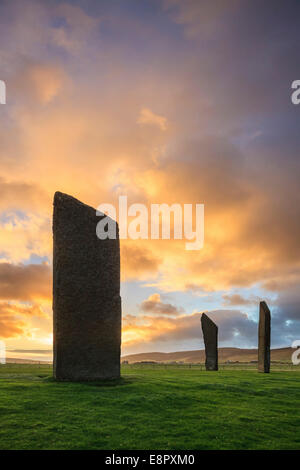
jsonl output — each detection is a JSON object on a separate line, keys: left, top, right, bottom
{"left": 0, "top": 364, "right": 299, "bottom": 450}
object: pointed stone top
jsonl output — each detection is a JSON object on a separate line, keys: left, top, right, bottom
{"left": 260, "top": 301, "right": 270, "bottom": 315}
{"left": 53, "top": 191, "right": 118, "bottom": 225}
{"left": 201, "top": 313, "right": 218, "bottom": 330}
{"left": 54, "top": 191, "right": 96, "bottom": 212}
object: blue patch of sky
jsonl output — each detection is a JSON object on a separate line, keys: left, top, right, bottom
{"left": 23, "top": 254, "right": 50, "bottom": 265}
{"left": 0, "top": 210, "right": 29, "bottom": 225}
{"left": 121, "top": 279, "right": 276, "bottom": 323}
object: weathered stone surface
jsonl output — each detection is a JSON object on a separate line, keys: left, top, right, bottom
{"left": 258, "top": 301, "right": 271, "bottom": 373}
{"left": 53, "top": 192, "right": 121, "bottom": 381}
{"left": 201, "top": 313, "right": 218, "bottom": 371}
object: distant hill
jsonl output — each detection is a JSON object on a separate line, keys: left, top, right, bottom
{"left": 122, "top": 347, "right": 294, "bottom": 364}
{"left": 2, "top": 347, "right": 294, "bottom": 365}
{"left": 4, "top": 358, "right": 51, "bottom": 364}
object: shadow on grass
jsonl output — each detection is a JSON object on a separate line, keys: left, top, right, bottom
{"left": 44, "top": 376, "right": 137, "bottom": 387}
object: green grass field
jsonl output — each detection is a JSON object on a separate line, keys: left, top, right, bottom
{"left": 0, "top": 364, "right": 300, "bottom": 450}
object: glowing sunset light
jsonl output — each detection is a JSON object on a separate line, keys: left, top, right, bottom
{"left": 0, "top": 0, "right": 299, "bottom": 359}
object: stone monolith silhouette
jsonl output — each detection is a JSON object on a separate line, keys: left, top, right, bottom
{"left": 258, "top": 301, "right": 271, "bottom": 373}
{"left": 53, "top": 192, "right": 121, "bottom": 381}
{"left": 201, "top": 313, "right": 218, "bottom": 371}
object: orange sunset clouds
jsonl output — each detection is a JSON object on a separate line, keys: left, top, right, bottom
{"left": 1, "top": 0, "right": 300, "bottom": 359}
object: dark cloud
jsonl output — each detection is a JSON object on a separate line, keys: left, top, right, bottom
{"left": 0, "top": 263, "right": 51, "bottom": 301}
{"left": 123, "top": 309, "right": 258, "bottom": 351}
{"left": 275, "top": 284, "right": 300, "bottom": 323}
{"left": 222, "top": 294, "right": 258, "bottom": 307}
{"left": 140, "top": 293, "right": 183, "bottom": 316}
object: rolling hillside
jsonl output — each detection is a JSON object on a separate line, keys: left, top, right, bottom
{"left": 3, "top": 347, "right": 295, "bottom": 364}
{"left": 122, "top": 347, "right": 294, "bottom": 364}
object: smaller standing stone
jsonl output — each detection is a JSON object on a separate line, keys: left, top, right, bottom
{"left": 258, "top": 301, "right": 271, "bottom": 373}
{"left": 201, "top": 313, "right": 218, "bottom": 371}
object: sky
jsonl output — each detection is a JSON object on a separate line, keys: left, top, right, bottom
{"left": 0, "top": 0, "right": 300, "bottom": 361}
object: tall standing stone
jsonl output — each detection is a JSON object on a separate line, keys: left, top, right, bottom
{"left": 201, "top": 313, "right": 218, "bottom": 371}
{"left": 258, "top": 301, "right": 271, "bottom": 373}
{"left": 53, "top": 192, "right": 121, "bottom": 381}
